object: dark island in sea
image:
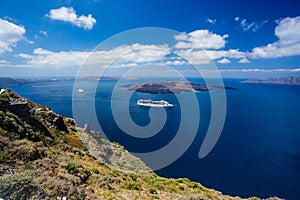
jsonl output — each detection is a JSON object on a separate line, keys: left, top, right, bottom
{"left": 242, "top": 76, "right": 300, "bottom": 85}
{"left": 123, "top": 81, "right": 214, "bottom": 94}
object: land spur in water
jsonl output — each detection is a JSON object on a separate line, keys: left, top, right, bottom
{"left": 123, "top": 80, "right": 235, "bottom": 94}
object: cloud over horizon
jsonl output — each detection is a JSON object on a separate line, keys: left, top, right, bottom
{"left": 217, "top": 58, "right": 231, "bottom": 64}
{"left": 17, "top": 44, "right": 170, "bottom": 68}
{"left": 174, "top": 30, "right": 228, "bottom": 49}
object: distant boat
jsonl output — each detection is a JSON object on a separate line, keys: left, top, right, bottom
{"left": 137, "top": 99, "right": 173, "bottom": 107}
{"left": 78, "top": 89, "right": 84, "bottom": 93}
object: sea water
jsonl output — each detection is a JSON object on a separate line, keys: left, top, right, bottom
{"left": 11, "top": 78, "right": 300, "bottom": 200}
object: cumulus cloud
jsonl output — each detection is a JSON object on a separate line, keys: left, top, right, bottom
{"left": 238, "top": 57, "right": 250, "bottom": 63}
{"left": 234, "top": 17, "right": 240, "bottom": 21}
{"left": 251, "top": 16, "right": 300, "bottom": 58}
{"left": 0, "top": 18, "right": 25, "bottom": 54}
{"left": 174, "top": 48, "right": 245, "bottom": 64}
{"left": 120, "top": 44, "right": 170, "bottom": 63}
{"left": 217, "top": 58, "right": 231, "bottom": 64}
{"left": 0, "top": 60, "right": 10, "bottom": 64}
{"left": 47, "top": 7, "right": 96, "bottom": 30}
{"left": 206, "top": 18, "right": 216, "bottom": 24}
{"left": 173, "top": 29, "right": 251, "bottom": 64}
{"left": 235, "top": 17, "right": 267, "bottom": 32}
{"left": 174, "top": 29, "right": 228, "bottom": 49}
{"left": 17, "top": 44, "right": 170, "bottom": 68}
{"left": 165, "top": 60, "right": 187, "bottom": 65}
{"left": 39, "top": 31, "right": 47, "bottom": 36}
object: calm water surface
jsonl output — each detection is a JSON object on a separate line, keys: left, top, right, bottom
{"left": 12, "top": 78, "right": 300, "bottom": 200}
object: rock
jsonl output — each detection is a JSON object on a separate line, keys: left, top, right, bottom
{"left": 83, "top": 124, "right": 91, "bottom": 135}
{"left": 53, "top": 115, "right": 69, "bottom": 133}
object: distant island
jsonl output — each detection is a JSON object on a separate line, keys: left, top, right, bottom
{"left": 0, "top": 76, "right": 118, "bottom": 89}
{"left": 123, "top": 81, "right": 214, "bottom": 94}
{"left": 0, "top": 77, "right": 23, "bottom": 88}
{"left": 0, "top": 77, "right": 74, "bottom": 88}
{"left": 243, "top": 76, "right": 300, "bottom": 85}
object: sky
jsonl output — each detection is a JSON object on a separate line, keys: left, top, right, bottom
{"left": 0, "top": 0, "right": 300, "bottom": 78}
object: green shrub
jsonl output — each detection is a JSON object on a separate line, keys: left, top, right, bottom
{"left": 149, "top": 187, "right": 157, "bottom": 194}
{"left": 0, "top": 146, "right": 13, "bottom": 163}
{"left": 179, "top": 185, "right": 185, "bottom": 191}
{"left": 249, "top": 197, "right": 260, "bottom": 200}
{"left": 92, "top": 167, "right": 100, "bottom": 174}
{"left": 125, "top": 182, "right": 141, "bottom": 190}
{"left": 167, "top": 185, "right": 177, "bottom": 193}
{"left": 128, "top": 173, "right": 139, "bottom": 181}
{"left": 110, "top": 169, "right": 119, "bottom": 177}
{"left": 152, "top": 181, "right": 164, "bottom": 190}
{"left": 66, "top": 162, "right": 79, "bottom": 175}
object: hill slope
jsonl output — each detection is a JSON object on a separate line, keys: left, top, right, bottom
{"left": 0, "top": 78, "right": 22, "bottom": 88}
{"left": 0, "top": 90, "right": 279, "bottom": 200}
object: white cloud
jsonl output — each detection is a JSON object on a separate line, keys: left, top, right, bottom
{"left": 220, "top": 68, "right": 300, "bottom": 73}
{"left": 33, "top": 48, "right": 53, "bottom": 55}
{"left": 0, "top": 59, "right": 10, "bottom": 64}
{"left": 34, "top": 31, "right": 48, "bottom": 40}
{"left": 173, "top": 29, "right": 250, "bottom": 64}
{"left": 217, "top": 58, "right": 231, "bottom": 64}
{"left": 275, "top": 17, "right": 300, "bottom": 43}
{"left": 238, "top": 57, "right": 250, "bottom": 63}
{"left": 17, "top": 44, "right": 170, "bottom": 68}
{"left": 0, "top": 18, "right": 25, "bottom": 54}
{"left": 107, "top": 62, "right": 138, "bottom": 69}
{"left": 174, "top": 48, "right": 245, "bottom": 64}
{"left": 222, "top": 49, "right": 245, "bottom": 58}
{"left": 120, "top": 44, "right": 170, "bottom": 63}
{"left": 174, "top": 49, "right": 214, "bottom": 64}
{"left": 235, "top": 17, "right": 267, "bottom": 32}
{"left": 206, "top": 18, "right": 216, "bottom": 24}
{"left": 251, "top": 16, "right": 300, "bottom": 58}
{"left": 174, "top": 30, "right": 228, "bottom": 49}
{"left": 165, "top": 60, "right": 187, "bottom": 65}
{"left": 39, "top": 31, "right": 47, "bottom": 36}
{"left": 47, "top": 7, "right": 96, "bottom": 30}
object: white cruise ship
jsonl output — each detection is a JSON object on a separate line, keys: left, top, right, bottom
{"left": 137, "top": 99, "right": 173, "bottom": 107}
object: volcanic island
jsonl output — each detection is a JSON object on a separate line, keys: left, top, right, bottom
{"left": 123, "top": 81, "right": 214, "bottom": 94}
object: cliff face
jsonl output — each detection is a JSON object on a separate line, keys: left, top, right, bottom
{"left": 0, "top": 90, "right": 278, "bottom": 200}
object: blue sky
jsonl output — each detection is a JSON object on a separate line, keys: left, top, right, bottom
{"left": 0, "top": 0, "right": 300, "bottom": 77}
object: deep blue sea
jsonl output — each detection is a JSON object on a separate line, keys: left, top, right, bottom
{"left": 11, "top": 78, "right": 300, "bottom": 200}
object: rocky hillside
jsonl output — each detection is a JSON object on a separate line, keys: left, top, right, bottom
{"left": 242, "top": 76, "right": 300, "bottom": 85}
{"left": 0, "top": 90, "right": 280, "bottom": 200}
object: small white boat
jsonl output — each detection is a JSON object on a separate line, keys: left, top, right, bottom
{"left": 78, "top": 89, "right": 84, "bottom": 93}
{"left": 137, "top": 99, "right": 173, "bottom": 107}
